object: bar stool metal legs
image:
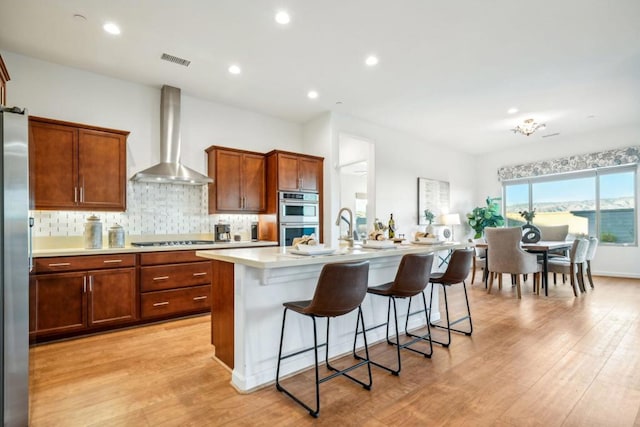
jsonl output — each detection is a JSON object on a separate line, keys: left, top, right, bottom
{"left": 276, "top": 305, "right": 372, "bottom": 418}
{"left": 428, "top": 280, "right": 473, "bottom": 347}
{"left": 354, "top": 292, "right": 432, "bottom": 376}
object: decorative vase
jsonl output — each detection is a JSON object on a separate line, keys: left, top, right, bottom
{"left": 521, "top": 223, "right": 541, "bottom": 243}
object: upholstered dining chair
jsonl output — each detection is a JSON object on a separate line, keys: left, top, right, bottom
{"left": 485, "top": 227, "right": 542, "bottom": 299}
{"left": 545, "top": 238, "right": 589, "bottom": 296}
{"left": 468, "top": 238, "right": 486, "bottom": 285}
{"left": 584, "top": 236, "right": 599, "bottom": 289}
{"left": 538, "top": 224, "right": 570, "bottom": 259}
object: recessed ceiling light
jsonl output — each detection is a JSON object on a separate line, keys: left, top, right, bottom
{"left": 103, "top": 22, "right": 121, "bottom": 35}
{"left": 507, "top": 107, "right": 519, "bottom": 114}
{"left": 228, "top": 64, "right": 242, "bottom": 75}
{"left": 307, "top": 90, "right": 319, "bottom": 99}
{"left": 275, "top": 11, "right": 291, "bottom": 25}
{"left": 365, "top": 55, "right": 379, "bottom": 66}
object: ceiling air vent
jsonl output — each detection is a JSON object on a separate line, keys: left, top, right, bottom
{"left": 161, "top": 53, "right": 191, "bottom": 67}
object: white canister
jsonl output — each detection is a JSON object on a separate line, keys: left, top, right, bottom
{"left": 108, "top": 224, "right": 125, "bottom": 248}
{"left": 84, "top": 215, "right": 102, "bottom": 249}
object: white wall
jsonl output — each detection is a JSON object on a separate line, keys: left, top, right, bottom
{"left": 1, "top": 50, "right": 303, "bottom": 181}
{"left": 314, "top": 112, "right": 477, "bottom": 245}
{"left": 476, "top": 126, "right": 640, "bottom": 278}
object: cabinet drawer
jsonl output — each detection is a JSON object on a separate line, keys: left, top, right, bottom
{"left": 141, "top": 285, "right": 211, "bottom": 319}
{"left": 34, "top": 254, "right": 136, "bottom": 273}
{"left": 140, "top": 261, "right": 212, "bottom": 292}
{"left": 139, "top": 250, "right": 204, "bottom": 265}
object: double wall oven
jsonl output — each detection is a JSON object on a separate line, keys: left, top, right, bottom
{"left": 278, "top": 191, "right": 319, "bottom": 246}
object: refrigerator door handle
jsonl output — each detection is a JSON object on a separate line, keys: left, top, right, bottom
{"left": 28, "top": 216, "right": 35, "bottom": 272}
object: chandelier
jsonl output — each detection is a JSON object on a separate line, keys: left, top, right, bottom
{"left": 511, "top": 118, "right": 546, "bottom": 136}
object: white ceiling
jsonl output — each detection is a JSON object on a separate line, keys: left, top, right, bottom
{"left": 1, "top": 0, "right": 639, "bottom": 155}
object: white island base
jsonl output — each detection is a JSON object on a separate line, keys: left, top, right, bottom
{"left": 196, "top": 242, "right": 469, "bottom": 393}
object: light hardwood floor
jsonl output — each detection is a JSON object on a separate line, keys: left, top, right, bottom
{"left": 29, "top": 275, "right": 640, "bottom": 426}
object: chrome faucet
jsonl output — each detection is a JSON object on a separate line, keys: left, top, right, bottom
{"left": 335, "top": 207, "right": 354, "bottom": 247}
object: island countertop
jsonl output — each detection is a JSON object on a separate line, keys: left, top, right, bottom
{"left": 195, "top": 241, "right": 468, "bottom": 270}
{"left": 196, "top": 241, "right": 472, "bottom": 392}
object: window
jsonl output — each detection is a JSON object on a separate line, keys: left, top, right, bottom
{"left": 503, "top": 166, "right": 637, "bottom": 246}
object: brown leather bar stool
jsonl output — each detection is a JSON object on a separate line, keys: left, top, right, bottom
{"left": 275, "top": 260, "right": 371, "bottom": 418}
{"left": 428, "top": 249, "right": 474, "bottom": 347}
{"left": 354, "top": 253, "right": 434, "bottom": 375}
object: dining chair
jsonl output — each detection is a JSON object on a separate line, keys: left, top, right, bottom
{"left": 538, "top": 224, "right": 570, "bottom": 259}
{"left": 545, "top": 238, "right": 589, "bottom": 296}
{"left": 584, "top": 236, "right": 599, "bottom": 289}
{"left": 275, "top": 260, "right": 372, "bottom": 418}
{"left": 468, "top": 238, "right": 486, "bottom": 285}
{"left": 485, "top": 227, "right": 542, "bottom": 299}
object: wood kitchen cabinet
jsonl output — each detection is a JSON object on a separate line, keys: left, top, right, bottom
{"left": 29, "top": 116, "right": 128, "bottom": 211}
{"left": 139, "top": 251, "right": 212, "bottom": 319}
{"left": 206, "top": 146, "right": 266, "bottom": 213}
{"left": 267, "top": 150, "right": 323, "bottom": 193}
{"left": 30, "top": 254, "right": 137, "bottom": 340}
{"left": 0, "top": 54, "right": 9, "bottom": 106}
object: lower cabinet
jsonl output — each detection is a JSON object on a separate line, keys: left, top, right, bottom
{"left": 139, "top": 251, "right": 212, "bottom": 319}
{"left": 30, "top": 250, "right": 213, "bottom": 342}
{"left": 30, "top": 254, "right": 137, "bottom": 340}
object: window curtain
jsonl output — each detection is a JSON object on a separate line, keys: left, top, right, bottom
{"left": 497, "top": 146, "right": 640, "bottom": 181}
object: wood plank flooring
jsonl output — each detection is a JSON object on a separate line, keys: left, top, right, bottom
{"left": 29, "top": 275, "right": 640, "bottom": 426}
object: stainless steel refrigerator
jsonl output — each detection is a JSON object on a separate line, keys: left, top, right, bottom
{"left": 1, "top": 106, "right": 29, "bottom": 426}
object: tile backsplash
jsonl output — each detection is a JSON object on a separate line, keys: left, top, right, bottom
{"left": 31, "top": 182, "right": 258, "bottom": 238}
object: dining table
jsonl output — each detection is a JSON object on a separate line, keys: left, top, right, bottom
{"left": 475, "top": 240, "right": 574, "bottom": 296}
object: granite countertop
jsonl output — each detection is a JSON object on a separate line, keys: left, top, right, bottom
{"left": 33, "top": 240, "right": 278, "bottom": 257}
{"left": 196, "top": 241, "right": 469, "bottom": 270}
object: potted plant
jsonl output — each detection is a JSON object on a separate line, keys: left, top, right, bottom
{"left": 518, "top": 208, "right": 536, "bottom": 224}
{"left": 467, "top": 197, "right": 505, "bottom": 238}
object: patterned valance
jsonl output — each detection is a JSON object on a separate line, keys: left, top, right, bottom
{"left": 497, "top": 146, "right": 640, "bottom": 181}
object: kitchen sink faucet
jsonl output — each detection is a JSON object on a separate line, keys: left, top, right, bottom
{"left": 335, "top": 207, "right": 354, "bottom": 248}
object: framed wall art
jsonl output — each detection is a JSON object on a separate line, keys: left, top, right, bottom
{"left": 417, "top": 177, "right": 450, "bottom": 225}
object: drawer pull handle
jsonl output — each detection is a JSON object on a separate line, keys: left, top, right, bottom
{"left": 48, "top": 262, "right": 71, "bottom": 267}
{"left": 153, "top": 276, "right": 170, "bottom": 281}
{"left": 192, "top": 272, "right": 207, "bottom": 277}
{"left": 103, "top": 259, "right": 123, "bottom": 264}
{"left": 193, "top": 296, "right": 208, "bottom": 301}
{"left": 153, "top": 302, "right": 169, "bottom": 307}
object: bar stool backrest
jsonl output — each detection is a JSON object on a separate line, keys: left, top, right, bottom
{"left": 436, "top": 249, "right": 474, "bottom": 284}
{"left": 305, "top": 260, "right": 370, "bottom": 317}
{"left": 387, "top": 253, "right": 434, "bottom": 297}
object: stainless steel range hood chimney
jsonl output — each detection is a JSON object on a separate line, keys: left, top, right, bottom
{"left": 131, "top": 85, "right": 212, "bottom": 185}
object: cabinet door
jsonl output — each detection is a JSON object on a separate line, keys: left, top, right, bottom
{"left": 78, "top": 129, "right": 126, "bottom": 210}
{"left": 277, "top": 153, "right": 300, "bottom": 191}
{"left": 88, "top": 267, "right": 137, "bottom": 327}
{"left": 298, "top": 157, "right": 321, "bottom": 192}
{"left": 29, "top": 121, "right": 78, "bottom": 209}
{"left": 242, "top": 153, "right": 266, "bottom": 211}
{"left": 30, "top": 271, "right": 86, "bottom": 336}
{"left": 215, "top": 149, "right": 243, "bottom": 211}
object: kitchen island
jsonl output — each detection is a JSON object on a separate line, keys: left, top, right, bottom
{"left": 196, "top": 241, "right": 470, "bottom": 393}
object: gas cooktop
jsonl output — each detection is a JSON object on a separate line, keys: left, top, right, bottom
{"left": 130, "top": 240, "right": 216, "bottom": 247}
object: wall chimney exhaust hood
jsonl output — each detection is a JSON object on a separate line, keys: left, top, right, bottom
{"left": 131, "top": 85, "right": 212, "bottom": 185}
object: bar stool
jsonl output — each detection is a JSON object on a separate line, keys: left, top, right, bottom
{"left": 275, "top": 260, "right": 371, "bottom": 418}
{"left": 428, "top": 249, "right": 474, "bottom": 347}
{"left": 354, "top": 253, "right": 434, "bottom": 375}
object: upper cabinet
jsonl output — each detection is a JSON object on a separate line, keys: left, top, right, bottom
{"left": 206, "top": 146, "right": 266, "bottom": 213}
{"left": 0, "top": 54, "right": 9, "bottom": 106}
{"left": 266, "top": 150, "right": 323, "bottom": 193}
{"left": 29, "top": 117, "right": 128, "bottom": 211}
